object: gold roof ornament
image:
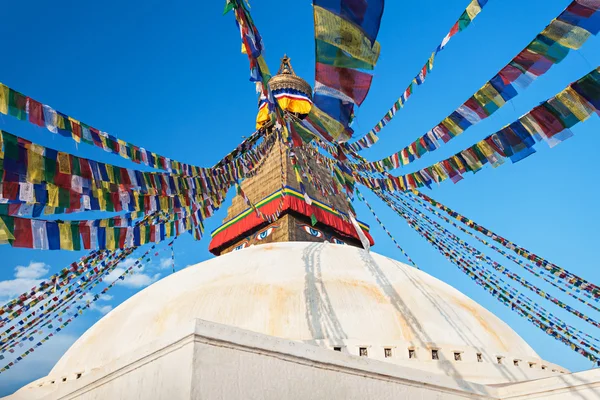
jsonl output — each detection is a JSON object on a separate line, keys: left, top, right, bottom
{"left": 268, "top": 55, "right": 313, "bottom": 99}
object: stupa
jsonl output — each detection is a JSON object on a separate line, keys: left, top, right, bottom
{"left": 5, "top": 58, "right": 599, "bottom": 400}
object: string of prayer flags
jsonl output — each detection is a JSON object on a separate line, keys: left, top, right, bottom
{"left": 406, "top": 191, "right": 600, "bottom": 313}
{"left": 0, "top": 244, "right": 172, "bottom": 372}
{"left": 378, "top": 190, "right": 600, "bottom": 362}
{"left": 312, "top": 0, "right": 384, "bottom": 142}
{"left": 412, "top": 190, "right": 600, "bottom": 299}
{"left": 393, "top": 191, "right": 600, "bottom": 352}
{"left": 0, "top": 208, "right": 199, "bottom": 251}
{"left": 0, "top": 129, "right": 282, "bottom": 231}
{"left": 0, "top": 80, "right": 270, "bottom": 187}
{"left": 0, "top": 250, "right": 108, "bottom": 321}
{"left": 355, "top": 188, "right": 418, "bottom": 268}
{"left": 0, "top": 85, "right": 205, "bottom": 177}
{"left": 392, "top": 191, "right": 600, "bottom": 332}
{"left": 0, "top": 249, "right": 134, "bottom": 350}
{"left": 0, "top": 129, "right": 271, "bottom": 210}
{"left": 352, "top": 0, "right": 600, "bottom": 163}
{"left": 349, "top": 0, "right": 489, "bottom": 152}
{"left": 225, "top": 0, "right": 280, "bottom": 130}
{"left": 358, "top": 67, "right": 600, "bottom": 193}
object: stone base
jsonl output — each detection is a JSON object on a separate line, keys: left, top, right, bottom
{"left": 6, "top": 319, "right": 599, "bottom": 400}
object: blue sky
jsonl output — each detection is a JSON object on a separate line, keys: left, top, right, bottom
{"left": 0, "top": 0, "right": 599, "bottom": 395}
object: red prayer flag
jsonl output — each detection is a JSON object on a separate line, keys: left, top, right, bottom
{"left": 13, "top": 218, "right": 33, "bottom": 248}
{"left": 449, "top": 22, "right": 459, "bottom": 37}
{"left": 118, "top": 228, "right": 127, "bottom": 248}
{"left": 3, "top": 182, "right": 19, "bottom": 200}
{"left": 28, "top": 99, "right": 45, "bottom": 127}
{"left": 315, "top": 63, "right": 374, "bottom": 106}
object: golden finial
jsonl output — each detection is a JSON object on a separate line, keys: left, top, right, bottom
{"left": 278, "top": 54, "right": 296, "bottom": 76}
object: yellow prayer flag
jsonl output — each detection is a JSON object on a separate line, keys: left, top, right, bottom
{"left": 466, "top": 0, "right": 482, "bottom": 20}
{"left": 479, "top": 83, "right": 505, "bottom": 108}
{"left": 56, "top": 114, "right": 66, "bottom": 130}
{"left": 309, "top": 105, "right": 349, "bottom": 142}
{"left": 139, "top": 225, "right": 147, "bottom": 245}
{"left": 0, "top": 218, "right": 14, "bottom": 244}
{"left": 556, "top": 87, "right": 595, "bottom": 122}
{"left": 428, "top": 53, "right": 435, "bottom": 71}
{"left": 542, "top": 20, "right": 591, "bottom": 50}
{"left": 96, "top": 190, "right": 107, "bottom": 211}
{"left": 0, "top": 84, "right": 8, "bottom": 115}
{"left": 27, "top": 145, "right": 44, "bottom": 184}
{"left": 160, "top": 196, "right": 169, "bottom": 211}
{"left": 57, "top": 152, "right": 71, "bottom": 174}
{"left": 118, "top": 139, "right": 129, "bottom": 159}
{"left": 452, "top": 155, "right": 465, "bottom": 172}
{"left": 441, "top": 117, "right": 464, "bottom": 136}
{"left": 105, "top": 165, "right": 114, "bottom": 183}
{"left": 59, "top": 223, "right": 74, "bottom": 251}
{"left": 433, "top": 164, "right": 448, "bottom": 181}
{"left": 476, "top": 141, "right": 501, "bottom": 168}
{"left": 106, "top": 227, "right": 116, "bottom": 250}
{"left": 314, "top": 5, "right": 381, "bottom": 66}
{"left": 47, "top": 184, "right": 59, "bottom": 207}
{"left": 133, "top": 192, "right": 141, "bottom": 211}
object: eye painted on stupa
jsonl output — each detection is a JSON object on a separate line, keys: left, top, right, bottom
{"left": 255, "top": 225, "right": 278, "bottom": 241}
{"left": 301, "top": 224, "right": 324, "bottom": 238}
{"left": 233, "top": 241, "right": 248, "bottom": 251}
{"left": 332, "top": 238, "right": 346, "bottom": 245}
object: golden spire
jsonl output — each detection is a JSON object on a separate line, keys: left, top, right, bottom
{"left": 269, "top": 54, "right": 312, "bottom": 99}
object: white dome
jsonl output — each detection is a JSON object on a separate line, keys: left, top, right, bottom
{"left": 50, "top": 242, "right": 562, "bottom": 384}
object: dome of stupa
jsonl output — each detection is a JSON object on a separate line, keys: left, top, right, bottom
{"left": 47, "top": 242, "right": 565, "bottom": 385}
{"left": 268, "top": 55, "right": 312, "bottom": 100}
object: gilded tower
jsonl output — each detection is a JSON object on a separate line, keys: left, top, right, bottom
{"left": 209, "top": 56, "right": 373, "bottom": 255}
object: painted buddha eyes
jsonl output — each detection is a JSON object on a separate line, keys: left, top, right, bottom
{"left": 255, "top": 226, "right": 277, "bottom": 241}
{"left": 234, "top": 242, "right": 248, "bottom": 251}
{"left": 302, "top": 225, "right": 324, "bottom": 238}
{"left": 332, "top": 238, "right": 346, "bottom": 245}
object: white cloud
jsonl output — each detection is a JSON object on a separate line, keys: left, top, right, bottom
{"left": 95, "top": 305, "right": 113, "bottom": 315}
{"left": 159, "top": 258, "right": 172, "bottom": 270}
{"left": 0, "top": 262, "right": 51, "bottom": 300}
{"left": 14, "top": 262, "right": 49, "bottom": 279}
{"left": 71, "top": 294, "right": 114, "bottom": 316}
{"left": 119, "top": 258, "right": 138, "bottom": 269}
{"left": 0, "top": 278, "right": 42, "bottom": 299}
{"left": 120, "top": 273, "right": 161, "bottom": 288}
{"left": 104, "top": 268, "right": 160, "bottom": 289}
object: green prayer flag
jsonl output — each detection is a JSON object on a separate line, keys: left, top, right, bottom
{"left": 8, "top": 90, "right": 27, "bottom": 121}
{"left": 58, "top": 187, "right": 70, "bottom": 208}
{"left": 72, "top": 157, "right": 81, "bottom": 177}
{"left": 3, "top": 133, "right": 18, "bottom": 160}
{"left": 71, "top": 224, "right": 81, "bottom": 251}
{"left": 223, "top": 0, "right": 234, "bottom": 15}
{"left": 311, "top": 213, "right": 318, "bottom": 226}
{"left": 458, "top": 11, "right": 472, "bottom": 31}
